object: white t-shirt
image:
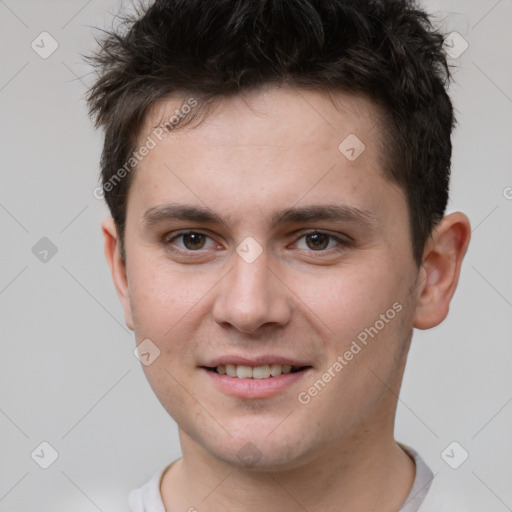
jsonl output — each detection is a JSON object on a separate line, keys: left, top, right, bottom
{"left": 128, "top": 444, "right": 472, "bottom": 511}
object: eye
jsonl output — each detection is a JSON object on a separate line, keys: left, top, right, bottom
{"left": 164, "top": 230, "right": 218, "bottom": 252}
{"left": 292, "top": 230, "right": 350, "bottom": 253}
{"left": 162, "top": 229, "right": 351, "bottom": 257}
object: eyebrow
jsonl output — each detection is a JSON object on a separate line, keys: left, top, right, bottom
{"left": 142, "top": 202, "right": 378, "bottom": 229}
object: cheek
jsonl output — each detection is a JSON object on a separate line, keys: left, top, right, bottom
{"left": 303, "top": 264, "right": 399, "bottom": 332}
{"left": 126, "top": 253, "right": 208, "bottom": 375}
{"left": 302, "top": 264, "right": 413, "bottom": 394}
{"left": 127, "top": 253, "right": 189, "bottom": 336}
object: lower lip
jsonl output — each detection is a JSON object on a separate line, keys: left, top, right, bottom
{"left": 201, "top": 367, "right": 311, "bottom": 399}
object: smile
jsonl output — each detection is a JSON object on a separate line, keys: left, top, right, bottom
{"left": 201, "top": 364, "right": 312, "bottom": 399}
{"left": 205, "top": 363, "right": 308, "bottom": 379}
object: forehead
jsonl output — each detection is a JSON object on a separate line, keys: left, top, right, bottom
{"left": 127, "top": 85, "right": 403, "bottom": 231}
{"left": 141, "top": 85, "right": 385, "bottom": 155}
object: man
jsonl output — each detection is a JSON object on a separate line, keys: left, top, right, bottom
{"left": 86, "top": 0, "right": 471, "bottom": 510}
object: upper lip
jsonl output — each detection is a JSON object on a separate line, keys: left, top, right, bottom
{"left": 201, "top": 355, "right": 312, "bottom": 368}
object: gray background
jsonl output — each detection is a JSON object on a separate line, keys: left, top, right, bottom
{"left": 0, "top": 0, "right": 511, "bottom": 510}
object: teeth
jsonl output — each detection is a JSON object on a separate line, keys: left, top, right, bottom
{"left": 215, "top": 363, "right": 297, "bottom": 379}
{"left": 236, "top": 365, "right": 253, "bottom": 379}
{"left": 270, "top": 364, "right": 282, "bottom": 377}
{"left": 252, "top": 365, "right": 270, "bottom": 379}
{"left": 225, "top": 364, "right": 237, "bottom": 377}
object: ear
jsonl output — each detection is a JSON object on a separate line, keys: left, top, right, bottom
{"left": 101, "top": 217, "right": 134, "bottom": 331}
{"left": 413, "top": 212, "right": 471, "bottom": 330}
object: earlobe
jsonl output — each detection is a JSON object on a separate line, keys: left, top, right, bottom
{"left": 101, "top": 217, "right": 135, "bottom": 331}
{"left": 413, "top": 212, "right": 471, "bottom": 330}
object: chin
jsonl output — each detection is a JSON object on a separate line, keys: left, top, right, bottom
{"left": 203, "top": 431, "right": 320, "bottom": 473}
{"left": 213, "top": 448, "right": 301, "bottom": 472}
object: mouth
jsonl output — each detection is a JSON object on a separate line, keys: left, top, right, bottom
{"left": 202, "top": 363, "right": 311, "bottom": 379}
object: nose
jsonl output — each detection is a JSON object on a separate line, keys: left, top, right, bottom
{"left": 212, "top": 245, "right": 292, "bottom": 334}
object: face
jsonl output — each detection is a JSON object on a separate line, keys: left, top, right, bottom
{"left": 115, "top": 85, "right": 422, "bottom": 470}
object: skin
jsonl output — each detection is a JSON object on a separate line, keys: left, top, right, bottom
{"left": 102, "top": 84, "right": 471, "bottom": 511}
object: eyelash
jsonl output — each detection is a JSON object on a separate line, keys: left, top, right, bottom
{"left": 162, "top": 230, "right": 351, "bottom": 256}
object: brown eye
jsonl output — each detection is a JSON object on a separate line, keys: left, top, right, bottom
{"left": 181, "top": 232, "right": 207, "bottom": 250}
{"left": 305, "top": 232, "right": 330, "bottom": 250}
{"left": 293, "top": 230, "right": 350, "bottom": 253}
{"left": 164, "top": 231, "right": 216, "bottom": 252}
